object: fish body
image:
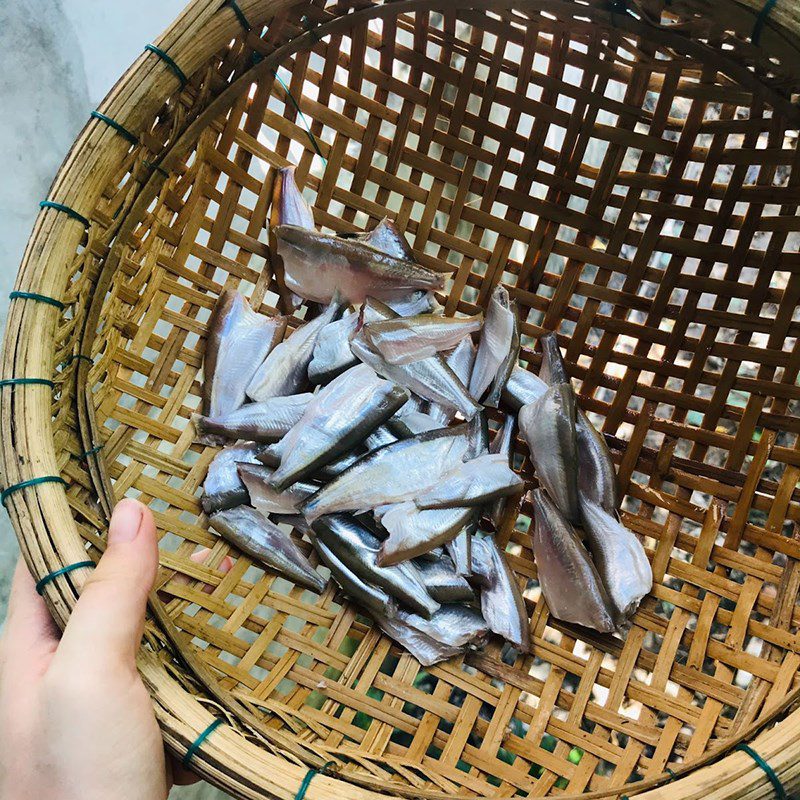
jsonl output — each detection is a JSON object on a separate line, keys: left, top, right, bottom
{"left": 302, "top": 424, "right": 472, "bottom": 521}
{"left": 519, "top": 384, "right": 580, "bottom": 524}
{"left": 384, "top": 290, "right": 438, "bottom": 316}
{"left": 470, "top": 536, "right": 531, "bottom": 651}
{"left": 313, "top": 536, "right": 397, "bottom": 618}
{"left": 194, "top": 394, "right": 313, "bottom": 444}
{"left": 210, "top": 506, "right": 324, "bottom": 592}
{"left": 274, "top": 166, "right": 315, "bottom": 229}
{"left": 275, "top": 225, "right": 444, "bottom": 304}
{"left": 373, "top": 612, "right": 462, "bottom": 666}
{"left": 501, "top": 366, "right": 547, "bottom": 411}
{"left": 576, "top": 408, "right": 618, "bottom": 514}
{"left": 356, "top": 218, "right": 415, "bottom": 261}
{"left": 579, "top": 499, "right": 652, "bottom": 622}
{"left": 312, "top": 515, "right": 439, "bottom": 618}
{"left": 529, "top": 489, "right": 615, "bottom": 633}
{"left": 202, "top": 443, "right": 263, "bottom": 514}
{"left": 538, "top": 331, "right": 569, "bottom": 385}
{"left": 446, "top": 526, "right": 474, "bottom": 577}
{"left": 414, "top": 554, "right": 475, "bottom": 603}
{"left": 270, "top": 364, "right": 409, "bottom": 491}
{"left": 308, "top": 313, "right": 359, "bottom": 385}
{"left": 427, "top": 338, "right": 476, "bottom": 426}
{"left": 238, "top": 463, "right": 317, "bottom": 515}
{"left": 489, "top": 414, "right": 519, "bottom": 529}
{"left": 202, "top": 291, "right": 287, "bottom": 418}
{"left": 364, "top": 425, "right": 400, "bottom": 452}
{"left": 415, "top": 453, "right": 524, "bottom": 510}
{"left": 469, "top": 286, "right": 519, "bottom": 406}
{"left": 363, "top": 314, "right": 482, "bottom": 365}
{"left": 389, "top": 410, "right": 441, "bottom": 436}
{"left": 247, "top": 295, "right": 345, "bottom": 400}
{"left": 400, "top": 605, "right": 489, "bottom": 649}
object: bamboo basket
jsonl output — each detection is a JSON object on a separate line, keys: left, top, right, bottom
{"left": 3, "top": 0, "right": 800, "bottom": 797}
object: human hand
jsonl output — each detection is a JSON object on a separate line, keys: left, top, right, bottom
{"left": 0, "top": 498, "right": 213, "bottom": 800}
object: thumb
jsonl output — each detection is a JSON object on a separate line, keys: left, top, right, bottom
{"left": 57, "top": 499, "right": 158, "bottom": 667}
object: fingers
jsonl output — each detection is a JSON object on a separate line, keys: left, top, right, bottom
{"left": 57, "top": 499, "right": 159, "bottom": 668}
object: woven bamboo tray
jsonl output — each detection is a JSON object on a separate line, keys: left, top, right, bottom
{"left": 3, "top": 1, "right": 800, "bottom": 797}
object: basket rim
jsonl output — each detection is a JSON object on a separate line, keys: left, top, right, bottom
{"left": 3, "top": 1, "right": 800, "bottom": 798}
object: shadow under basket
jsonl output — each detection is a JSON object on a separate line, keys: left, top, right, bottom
{"left": 3, "top": 1, "right": 800, "bottom": 798}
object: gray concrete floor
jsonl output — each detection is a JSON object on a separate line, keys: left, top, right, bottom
{"left": 0, "top": 2, "right": 232, "bottom": 796}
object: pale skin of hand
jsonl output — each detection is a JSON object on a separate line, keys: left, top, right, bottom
{"left": 0, "top": 498, "right": 227, "bottom": 800}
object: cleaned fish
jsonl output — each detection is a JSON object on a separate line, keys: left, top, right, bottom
{"left": 446, "top": 526, "right": 474, "bottom": 577}
{"left": 302, "top": 424, "right": 472, "bottom": 522}
{"left": 469, "top": 286, "right": 519, "bottom": 406}
{"left": 273, "top": 165, "right": 315, "bottom": 230}
{"left": 576, "top": 408, "right": 618, "bottom": 515}
{"left": 238, "top": 463, "right": 316, "bottom": 515}
{"left": 384, "top": 290, "right": 438, "bottom": 316}
{"left": 364, "top": 425, "right": 399, "bottom": 452}
{"left": 579, "top": 498, "right": 652, "bottom": 622}
{"left": 501, "top": 366, "right": 547, "bottom": 411}
{"left": 308, "top": 313, "right": 359, "bottom": 385}
{"left": 427, "top": 338, "right": 476, "bottom": 426}
{"left": 202, "top": 442, "right": 263, "bottom": 514}
{"left": 312, "top": 515, "right": 439, "bottom": 618}
{"left": 270, "top": 364, "right": 409, "bottom": 490}
{"left": 378, "top": 503, "right": 477, "bottom": 566}
{"left": 194, "top": 393, "right": 313, "bottom": 445}
{"left": 415, "top": 453, "right": 524, "bottom": 510}
{"left": 202, "top": 290, "right": 287, "bottom": 418}
{"left": 257, "top": 437, "right": 284, "bottom": 468}
{"left": 373, "top": 611, "right": 462, "bottom": 666}
{"left": 275, "top": 225, "right": 445, "bottom": 305}
{"left": 519, "top": 384, "right": 580, "bottom": 524}
{"left": 489, "top": 414, "right": 519, "bottom": 529}
{"left": 529, "top": 489, "right": 615, "bottom": 633}
{"left": 312, "top": 536, "right": 398, "bottom": 618}
{"left": 210, "top": 506, "right": 325, "bottom": 593}
{"left": 470, "top": 536, "right": 531, "bottom": 651}
{"left": 315, "top": 449, "right": 363, "bottom": 481}
{"left": 247, "top": 294, "right": 345, "bottom": 400}
{"left": 413, "top": 555, "right": 475, "bottom": 603}
{"left": 362, "top": 313, "right": 482, "bottom": 365}
{"left": 389, "top": 410, "right": 441, "bottom": 436}
{"left": 400, "top": 604, "right": 489, "bottom": 649}
{"left": 356, "top": 217, "right": 415, "bottom": 261}
{"left": 538, "top": 331, "right": 569, "bottom": 386}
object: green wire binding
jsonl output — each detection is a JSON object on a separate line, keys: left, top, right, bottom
{"left": 61, "top": 354, "right": 93, "bottom": 367}
{"left": 736, "top": 743, "right": 786, "bottom": 799}
{"left": 39, "top": 201, "right": 90, "bottom": 228}
{"left": 0, "top": 378, "right": 55, "bottom": 389}
{"left": 90, "top": 111, "right": 138, "bottom": 145}
{"left": 144, "top": 44, "right": 188, "bottom": 88}
{"left": 272, "top": 70, "right": 327, "bottom": 166}
{"left": 35, "top": 561, "right": 95, "bottom": 595}
{"left": 182, "top": 719, "right": 225, "bottom": 767}
{"left": 752, "top": 0, "right": 777, "bottom": 45}
{"left": 226, "top": 0, "right": 252, "bottom": 32}
{"left": 80, "top": 444, "right": 104, "bottom": 460}
{"left": 1, "top": 476, "right": 67, "bottom": 508}
{"left": 9, "top": 291, "right": 65, "bottom": 310}
{"left": 295, "top": 761, "right": 334, "bottom": 800}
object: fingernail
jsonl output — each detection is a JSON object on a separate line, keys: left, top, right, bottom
{"left": 109, "top": 498, "right": 144, "bottom": 544}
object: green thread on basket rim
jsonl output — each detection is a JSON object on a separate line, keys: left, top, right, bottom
{"left": 272, "top": 70, "right": 327, "bottom": 165}
{"left": 80, "top": 444, "right": 104, "bottom": 460}
{"left": 143, "top": 159, "right": 170, "bottom": 178}
{"left": 736, "top": 743, "right": 786, "bottom": 799}
{"left": 182, "top": 718, "right": 225, "bottom": 767}
{"left": 226, "top": 0, "right": 252, "bottom": 32}
{"left": 752, "top": 0, "right": 777, "bottom": 45}
{"left": 301, "top": 15, "right": 322, "bottom": 42}
{"left": 295, "top": 761, "right": 335, "bottom": 800}
{"left": 9, "top": 291, "right": 65, "bottom": 310}
{"left": 61, "top": 353, "right": 93, "bottom": 367}
{"left": 0, "top": 378, "right": 55, "bottom": 389}
{"left": 35, "top": 561, "right": 95, "bottom": 596}
{"left": 39, "top": 201, "right": 90, "bottom": 228}
{"left": 1, "top": 476, "right": 67, "bottom": 508}
{"left": 90, "top": 111, "right": 138, "bottom": 145}
{"left": 144, "top": 44, "right": 188, "bottom": 87}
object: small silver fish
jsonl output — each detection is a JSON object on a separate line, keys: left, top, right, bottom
{"left": 275, "top": 225, "right": 445, "bottom": 305}
{"left": 302, "top": 424, "right": 472, "bottom": 522}
{"left": 194, "top": 393, "right": 313, "bottom": 445}
{"left": 388, "top": 410, "right": 441, "bottom": 436}
{"left": 529, "top": 489, "right": 616, "bottom": 633}
{"left": 413, "top": 554, "right": 475, "bottom": 603}
{"left": 427, "top": 338, "right": 477, "bottom": 426}
{"left": 414, "top": 453, "right": 524, "bottom": 510}
{"left": 446, "top": 526, "right": 474, "bottom": 577}
{"left": 469, "top": 285, "right": 519, "bottom": 406}
{"left": 201, "top": 443, "right": 263, "bottom": 514}
{"left": 270, "top": 364, "right": 409, "bottom": 491}
{"left": 210, "top": 506, "right": 325, "bottom": 593}
{"left": 237, "top": 463, "right": 317, "bottom": 516}
{"left": 312, "top": 536, "right": 398, "bottom": 618}
{"left": 308, "top": 313, "right": 359, "bottom": 385}
{"left": 399, "top": 604, "right": 489, "bottom": 649}
{"left": 383, "top": 290, "right": 439, "bottom": 316}
{"left": 501, "top": 366, "right": 547, "bottom": 411}
{"left": 202, "top": 291, "right": 287, "bottom": 418}
{"left": 373, "top": 611, "right": 462, "bottom": 666}
{"left": 364, "top": 425, "right": 399, "bottom": 452}
{"left": 579, "top": 498, "right": 652, "bottom": 623}
{"left": 489, "top": 414, "right": 519, "bottom": 529}
{"left": 312, "top": 515, "right": 439, "bottom": 618}
{"left": 576, "top": 408, "right": 618, "bottom": 514}
{"left": 314, "top": 449, "right": 364, "bottom": 481}
{"left": 519, "top": 384, "right": 580, "bottom": 524}
{"left": 362, "top": 313, "right": 482, "bottom": 366}
{"left": 538, "top": 331, "right": 570, "bottom": 386}
{"left": 470, "top": 536, "right": 531, "bottom": 652}
{"left": 273, "top": 165, "right": 315, "bottom": 229}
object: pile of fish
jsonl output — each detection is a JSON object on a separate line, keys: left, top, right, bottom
{"left": 196, "top": 165, "right": 652, "bottom": 666}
